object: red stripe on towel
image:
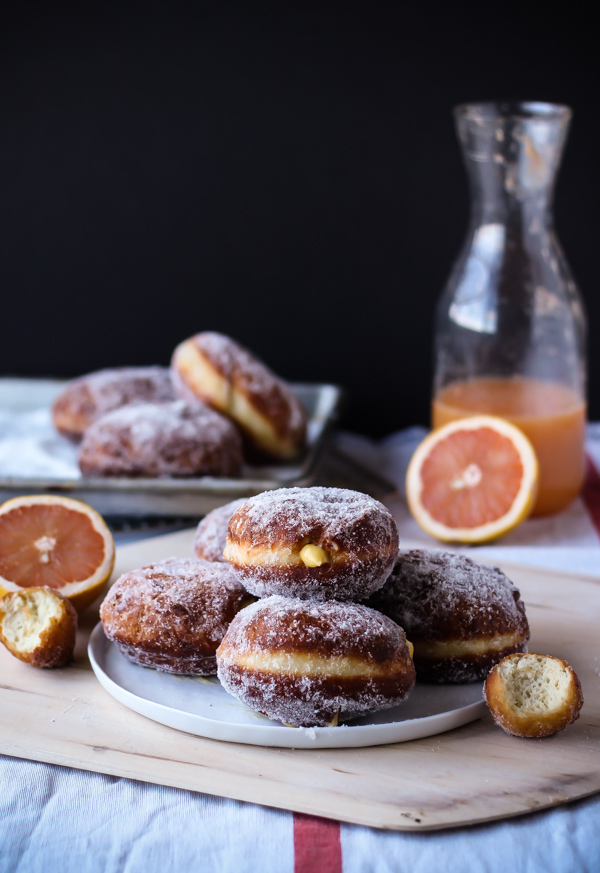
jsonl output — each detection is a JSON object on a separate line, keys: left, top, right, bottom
{"left": 582, "top": 454, "right": 600, "bottom": 539}
{"left": 293, "top": 813, "right": 342, "bottom": 873}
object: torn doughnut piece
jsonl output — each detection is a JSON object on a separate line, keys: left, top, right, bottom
{"left": 484, "top": 653, "right": 583, "bottom": 738}
{"left": 0, "top": 587, "right": 77, "bottom": 667}
{"left": 224, "top": 487, "right": 399, "bottom": 601}
{"left": 216, "top": 595, "right": 415, "bottom": 727}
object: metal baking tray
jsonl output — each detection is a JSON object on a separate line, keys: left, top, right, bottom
{"left": 0, "top": 378, "right": 342, "bottom": 517}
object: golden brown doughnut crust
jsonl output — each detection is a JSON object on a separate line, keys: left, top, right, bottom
{"left": 78, "top": 400, "right": 243, "bottom": 478}
{"left": 217, "top": 596, "right": 415, "bottom": 727}
{"left": 193, "top": 498, "right": 247, "bottom": 562}
{"left": 484, "top": 653, "right": 584, "bottom": 738}
{"left": 52, "top": 366, "right": 175, "bottom": 441}
{"left": 365, "top": 549, "right": 529, "bottom": 683}
{"left": 0, "top": 588, "right": 77, "bottom": 668}
{"left": 224, "top": 487, "right": 400, "bottom": 601}
{"left": 100, "top": 557, "right": 250, "bottom": 674}
{"left": 171, "top": 332, "right": 307, "bottom": 460}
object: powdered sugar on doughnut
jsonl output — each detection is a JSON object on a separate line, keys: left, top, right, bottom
{"left": 220, "top": 595, "right": 404, "bottom": 659}
{"left": 68, "top": 367, "right": 174, "bottom": 410}
{"left": 192, "top": 332, "right": 307, "bottom": 448}
{"left": 78, "top": 400, "right": 243, "bottom": 477}
{"left": 226, "top": 487, "right": 399, "bottom": 601}
{"left": 367, "top": 549, "right": 528, "bottom": 639}
{"left": 199, "top": 333, "right": 304, "bottom": 422}
{"left": 100, "top": 557, "right": 249, "bottom": 674}
{"left": 194, "top": 498, "right": 247, "bottom": 562}
{"left": 52, "top": 367, "right": 175, "bottom": 439}
{"left": 230, "top": 487, "right": 395, "bottom": 548}
{"left": 217, "top": 595, "right": 415, "bottom": 727}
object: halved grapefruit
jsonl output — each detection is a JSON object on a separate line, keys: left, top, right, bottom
{"left": 406, "top": 416, "right": 538, "bottom": 543}
{"left": 0, "top": 495, "right": 115, "bottom": 613}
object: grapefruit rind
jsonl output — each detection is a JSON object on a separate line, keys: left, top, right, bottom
{"left": 406, "top": 415, "right": 538, "bottom": 543}
{"left": 0, "top": 495, "right": 115, "bottom": 613}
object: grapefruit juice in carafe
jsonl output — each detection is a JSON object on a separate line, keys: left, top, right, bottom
{"left": 432, "top": 378, "right": 586, "bottom": 516}
{"left": 433, "top": 103, "right": 586, "bottom": 516}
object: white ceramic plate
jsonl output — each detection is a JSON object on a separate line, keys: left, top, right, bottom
{"left": 89, "top": 624, "right": 487, "bottom": 749}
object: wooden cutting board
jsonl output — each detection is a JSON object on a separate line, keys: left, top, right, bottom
{"left": 1, "top": 529, "right": 599, "bottom": 832}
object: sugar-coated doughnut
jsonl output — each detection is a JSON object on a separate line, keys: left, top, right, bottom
{"left": 0, "top": 588, "right": 77, "bottom": 668}
{"left": 78, "top": 400, "right": 243, "bottom": 478}
{"left": 217, "top": 595, "right": 416, "bottom": 727}
{"left": 194, "top": 498, "right": 247, "bottom": 562}
{"left": 52, "top": 366, "right": 175, "bottom": 441}
{"left": 223, "top": 487, "right": 399, "bottom": 601}
{"left": 100, "top": 557, "right": 251, "bottom": 674}
{"left": 365, "top": 548, "right": 529, "bottom": 683}
{"left": 171, "top": 332, "right": 307, "bottom": 460}
{"left": 484, "top": 653, "right": 583, "bottom": 738}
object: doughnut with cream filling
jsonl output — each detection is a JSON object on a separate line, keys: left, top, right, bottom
{"left": 217, "top": 595, "right": 415, "bottom": 727}
{"left": 224, "top": 487, "right": 399, "bottom": 601}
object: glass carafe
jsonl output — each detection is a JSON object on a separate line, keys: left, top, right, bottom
{"left": 432, "top": 102, "right": 586, "bottom": 516}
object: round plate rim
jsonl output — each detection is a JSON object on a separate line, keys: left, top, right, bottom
{"left": 88, "top": 623, "right": 487, "bottom": 749}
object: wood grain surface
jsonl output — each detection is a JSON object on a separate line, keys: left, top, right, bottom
{"left": 1, "top": 529, "right": 599, "bottom": 831}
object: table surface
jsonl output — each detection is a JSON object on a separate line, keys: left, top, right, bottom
{"left": 5, "top": 529, "right": 598, "bottom": 836}
{"left": 3, "top": 426, "right": 600, "bottom": 872}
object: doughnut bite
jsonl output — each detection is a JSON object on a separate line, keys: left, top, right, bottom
{"left": 223, "top": 487, "right": 399, "bottom": 601}
{"left": 365, "top": 548, "right": 529, "bottom": 683}
{"left": 100, "top": 557, "right": 251, "bottom": 675}
{"left": 78, "top": 400, "right": 243, "bottom": 478}
{"left": 194, "top": 498, "right": 247, "bottom": 562}
{"left": 52, "top": 366, "right": 175, "bottom": 441}
{"left": 217, "top": 596, "right": 416, "bottom": 727}
{"left": 0, "top": 588, "right": 77, "bottom": 668}
{"left": 484, "top": 653, "right": 583, "bottom": 738}
{"left": 171, "top": 332, "right": 307, "bottom": 461}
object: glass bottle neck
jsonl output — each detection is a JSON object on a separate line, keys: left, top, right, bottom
{"left": 455, "top": 102, "right": 571, "bottom": 231}
{"left": 467, "top": 182, "right": 554, "bottom": 231}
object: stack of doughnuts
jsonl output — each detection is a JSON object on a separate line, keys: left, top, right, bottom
{"left": 51, "top": 332, "right": 308, "bottom": 477}
{"left": 101, "top": 486, "right": 417, "bottom": 727}
{"left": 213, "top": 486, "right": 417, "bottom": 726}
{"left": 100, "top": 485, "right": 533, "bottom": 730}
{"left": 199, "top": 490, "right": 530, "bottom": 726}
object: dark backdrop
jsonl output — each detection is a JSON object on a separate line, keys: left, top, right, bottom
{"left": 1, "top": 2, "right": 598, "bottom": 435}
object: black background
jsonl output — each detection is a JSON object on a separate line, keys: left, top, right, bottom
{"left": 1, "top": 2, "right": 598, "bottom": 435}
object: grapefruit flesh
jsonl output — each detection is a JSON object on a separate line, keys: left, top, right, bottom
{"left": 0, "top": 496, "right": 115, "bottom": 612}
{"left": 420, "top": 428, "right": 524, "bottom": 529}
{"left": 406, "top": 416, "right": 538, "bottom": 543}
